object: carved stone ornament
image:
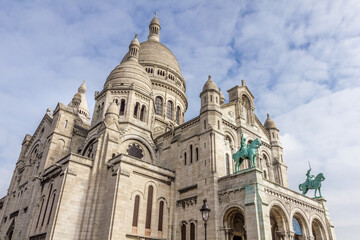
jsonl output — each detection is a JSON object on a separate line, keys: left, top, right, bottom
{"left": 127, "top": 143, "right": 144, "bottom": 159}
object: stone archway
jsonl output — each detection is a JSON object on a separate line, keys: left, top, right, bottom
{"left": 312, "top": 218, "right": 326, "bottom": 240}
{"left": 292, "top": 212, "right": 310, "bottom": 240}
{"left": 223, "top": 207, "right": 246, "bottom": 240}
{"left": 269, "top": 205, "right": 289, "bottom": 240}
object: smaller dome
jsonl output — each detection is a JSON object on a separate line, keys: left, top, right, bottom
{"left": 106, "top": 102, "right": 119, "bottom": 115}
{"left": 130, "top": 34, "right": 140, "bottom": 47}
{"left": 264, "top": 113, "right": 277, "bottom": 130}
{"left": 150, "top": 14, "right": 160, "bottom": 26}
{"left": 202, "top": 75, "right": 218, "bottom": 91}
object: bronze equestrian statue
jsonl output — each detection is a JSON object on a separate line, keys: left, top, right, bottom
{"left": 232, "top": 133, "right": 262, "bottom": 172}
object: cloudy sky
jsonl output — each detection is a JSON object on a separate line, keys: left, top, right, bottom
{"left": 0, "top": 0, "right": 359, "bottom": 238}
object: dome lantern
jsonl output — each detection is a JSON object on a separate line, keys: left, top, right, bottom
{"left": 128, "top": 34, "right": 140, "bottom": 61}
{"left": 148, "top": 12, "right": 161, "bottom": 42}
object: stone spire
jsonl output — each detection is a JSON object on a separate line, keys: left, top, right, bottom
{"left": 127, "top": 34, "right": 140, "bottom": 61}
{"left": 148, "top": 12, "right": 161, "bottom": 42}
{"left": 69, "top": 81, "right": 90, "bottom": 125}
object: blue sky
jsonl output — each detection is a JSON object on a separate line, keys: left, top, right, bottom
{"left": 1, "top": 1, "right": 360, "bottom": 239}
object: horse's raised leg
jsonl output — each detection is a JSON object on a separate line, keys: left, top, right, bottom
{"left": 319, "top": 187, "right": 322, "bottom": 198}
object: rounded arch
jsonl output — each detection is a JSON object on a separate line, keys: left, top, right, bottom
{"left": 224, "top": 130, "right": 236, "bottom": 149}
{"left": 130, "top": 190, "right": 144, "bottom": 200}
{"left": 120, "top": 135, "right": 156, "bottom": 161}
{"left": 290, "top": 208, "right": 310, "bottom": 239}
{"left": 268, "top": 201, "right": 290, "bottom": 239}
{"left": 82, "top": 138, "right": 97, "bottom": 159}
{"left": 222, "top": 206, "right": 246, "bottom": 239}
{"left": 156, "top": 196, "right": 168, "bottom": 207}
{"left": 144, "top": 181, "right": 158, "bottom": 199}
{"left": 310, "top": 215, "right": 328, "bottom": 240}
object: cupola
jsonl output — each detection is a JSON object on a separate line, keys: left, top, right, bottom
{"left": 264, "top": 113, "right": 277, "bottom": 130}
{"left": 128, "top": 34, "right": 140, "bottom": 61}
{"left": 148, "top": 12, "right": 161, "bottom": 42}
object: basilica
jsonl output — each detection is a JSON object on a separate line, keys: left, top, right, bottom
{"left": 0, "top": 14, "right": 336, "bottom": 240}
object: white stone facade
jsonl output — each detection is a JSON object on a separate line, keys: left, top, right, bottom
{"left": 0, "top": 15, "right": 336, "bottom": 240}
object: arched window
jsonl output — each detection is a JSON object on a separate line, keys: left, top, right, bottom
{"left": 226, "top": 154, "right": 230, "bottom": 175}
{"left": 132, "top": 195, "right": 140, "bottom": 227}
{"left": 176, "top": 106, "right": 181, "bottom": 124}
{"left": 190, "top": 145, "right": 193, "bottom": 163}
{"left": 36, "top": 197, "right": 45, "bottom": 228}
{"left": 184, "top": 152, "right": 187, "bottom": 165}
{"left": 195, "top": 148, "right": 199, "bottom": 161}
{"left": 120, "top": 99, "right": 126, "bottom": 115}
{"left": 47, "top": 191, "right": 56, "bottom": 225}
{"left": 155, "top": 97, "right": 163, "bottom": 115}
{"left": 134, "top": 102, "right": 140, "bottom": 118}
{"left": 158, "top": 201, "right": 164, "bottom": 231}
{"left": 190, "top": 222, "right": 195, "bottom": 240}
{"left": 145, "top": 186, "right": 154, "bottom": 229}
{"left": 167, "top": 101, "right": 173, "bottom": 119}
{"left": 140, "top": 105, "right": 146, "bottom": 121}
{"left": 42, "top": 184, "right": 53, "bottom": 226}
{"left": 181, "top": 224, "right": 186, "bottom": 240}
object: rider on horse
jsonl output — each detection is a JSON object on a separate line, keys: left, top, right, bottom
{"left": 239, "top": 133, "right": 247, "bottom": 156}
{"left": 306, "top": 168, "right": 315, "bottom": 186}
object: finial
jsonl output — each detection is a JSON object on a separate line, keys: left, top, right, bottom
{"left": 241, "top": 80, "right": 246, "bottom": 86}
{"left": 155, "top": 12, "right": 158, "bottom": 17}
{"left": 219, "top": 87, "right": 221, "bottom": 92}
{"left": 267, "top": 113, "right": 270, "bottom": 118}
{"left": 135, "top": 33, "right": 138, "bottom": 39}
{"left": 46, "top": 108, "right": 51, "bottom": 114}
{"left": 208, "top": 74, "right": 211, "bottom": 80}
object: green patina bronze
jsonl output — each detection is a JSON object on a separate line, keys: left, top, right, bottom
{"left": 232, "top": 133, "right": 262, "bottom": 172}
{"left": 299, "top": 167, "right": 325, "bottom": 198}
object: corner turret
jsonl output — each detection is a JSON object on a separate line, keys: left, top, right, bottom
{"left": 69, "top": 80, "right": 90, "bottom": 125}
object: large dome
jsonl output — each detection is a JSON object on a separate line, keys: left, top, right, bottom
{"left": 121, "top": 40, "right": 183, "bottom": 78}
{"left": 105, "top": 60, "right": 152, "bottom": 94}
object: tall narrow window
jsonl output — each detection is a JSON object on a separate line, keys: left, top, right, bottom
{"left": 204, "top": 120, "right": 206, "bottom": 130}
{"left": 42, "top": 184, "right": 53, "bottom": 226}
{"left": 145, "top": 186, "right": 154, "bottom": 229}
{"left": 132, "top": 195, "right": 140, "bottom": 227}
{"left": 190, "top": 145, "right": 193, "bottom": 163}
{"left": 184, "top": 152, "right": 187, "bottom": 165}
{"left": 176, "top": 106, "right": 181, "bottom": 124}
{"left": 195, "top": 148, "right": 199, "bottom": 161}
{"left": 210, "top": 95, "right": 213, "bottom": 102}
{"left": 120, "top": 99, "right": 126, "bottom": 115}
{"left": 64, "top": 120, "right": 68, "bottom": 128}
{"left": 158, "top": 201, "right": 164, "bottom": 231}
{"left": 36, "top": 198, "right": 45, "bottom": 228}
{"left": 218, "top": 120, "right": 220, "bottom": 130}
{"left": 155, "top": 96, "right": 163, "bottom": 115}
{"left": 134, "top": 102, "right": 140, "bottom": 118}
{"left": 190, "top": 222, "right": 195, "bottom": 240}
{"left": 181, "top": 224, "right": 186, "bottom": 240}
{"left": 140, "top": 105, "right": 146, "bottom": 121}
{"left": 167, "top": 101, "right": 173, "bottom": 119}
{"left": 226, "top": 154, "right": 230, "bottom": 175}
{"left": 47, "top": 192, "right": 56, "bottom": 225}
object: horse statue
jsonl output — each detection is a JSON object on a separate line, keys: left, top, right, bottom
{"left": 232, "top": 134, "right": 262, "bottom": 172}
{"left": 299, "top": 172, "right": 325, "bottom": 198}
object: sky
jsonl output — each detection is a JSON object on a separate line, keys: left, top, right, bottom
{"left": 0, "top": 0, "right": 359, "bottom": 238}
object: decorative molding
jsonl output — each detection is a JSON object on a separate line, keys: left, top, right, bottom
{"left": 265, "top": 188, "right": 325, "bottom": 214}
{"left": 176, "top": 196, "right": 197, "bottom": 209}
